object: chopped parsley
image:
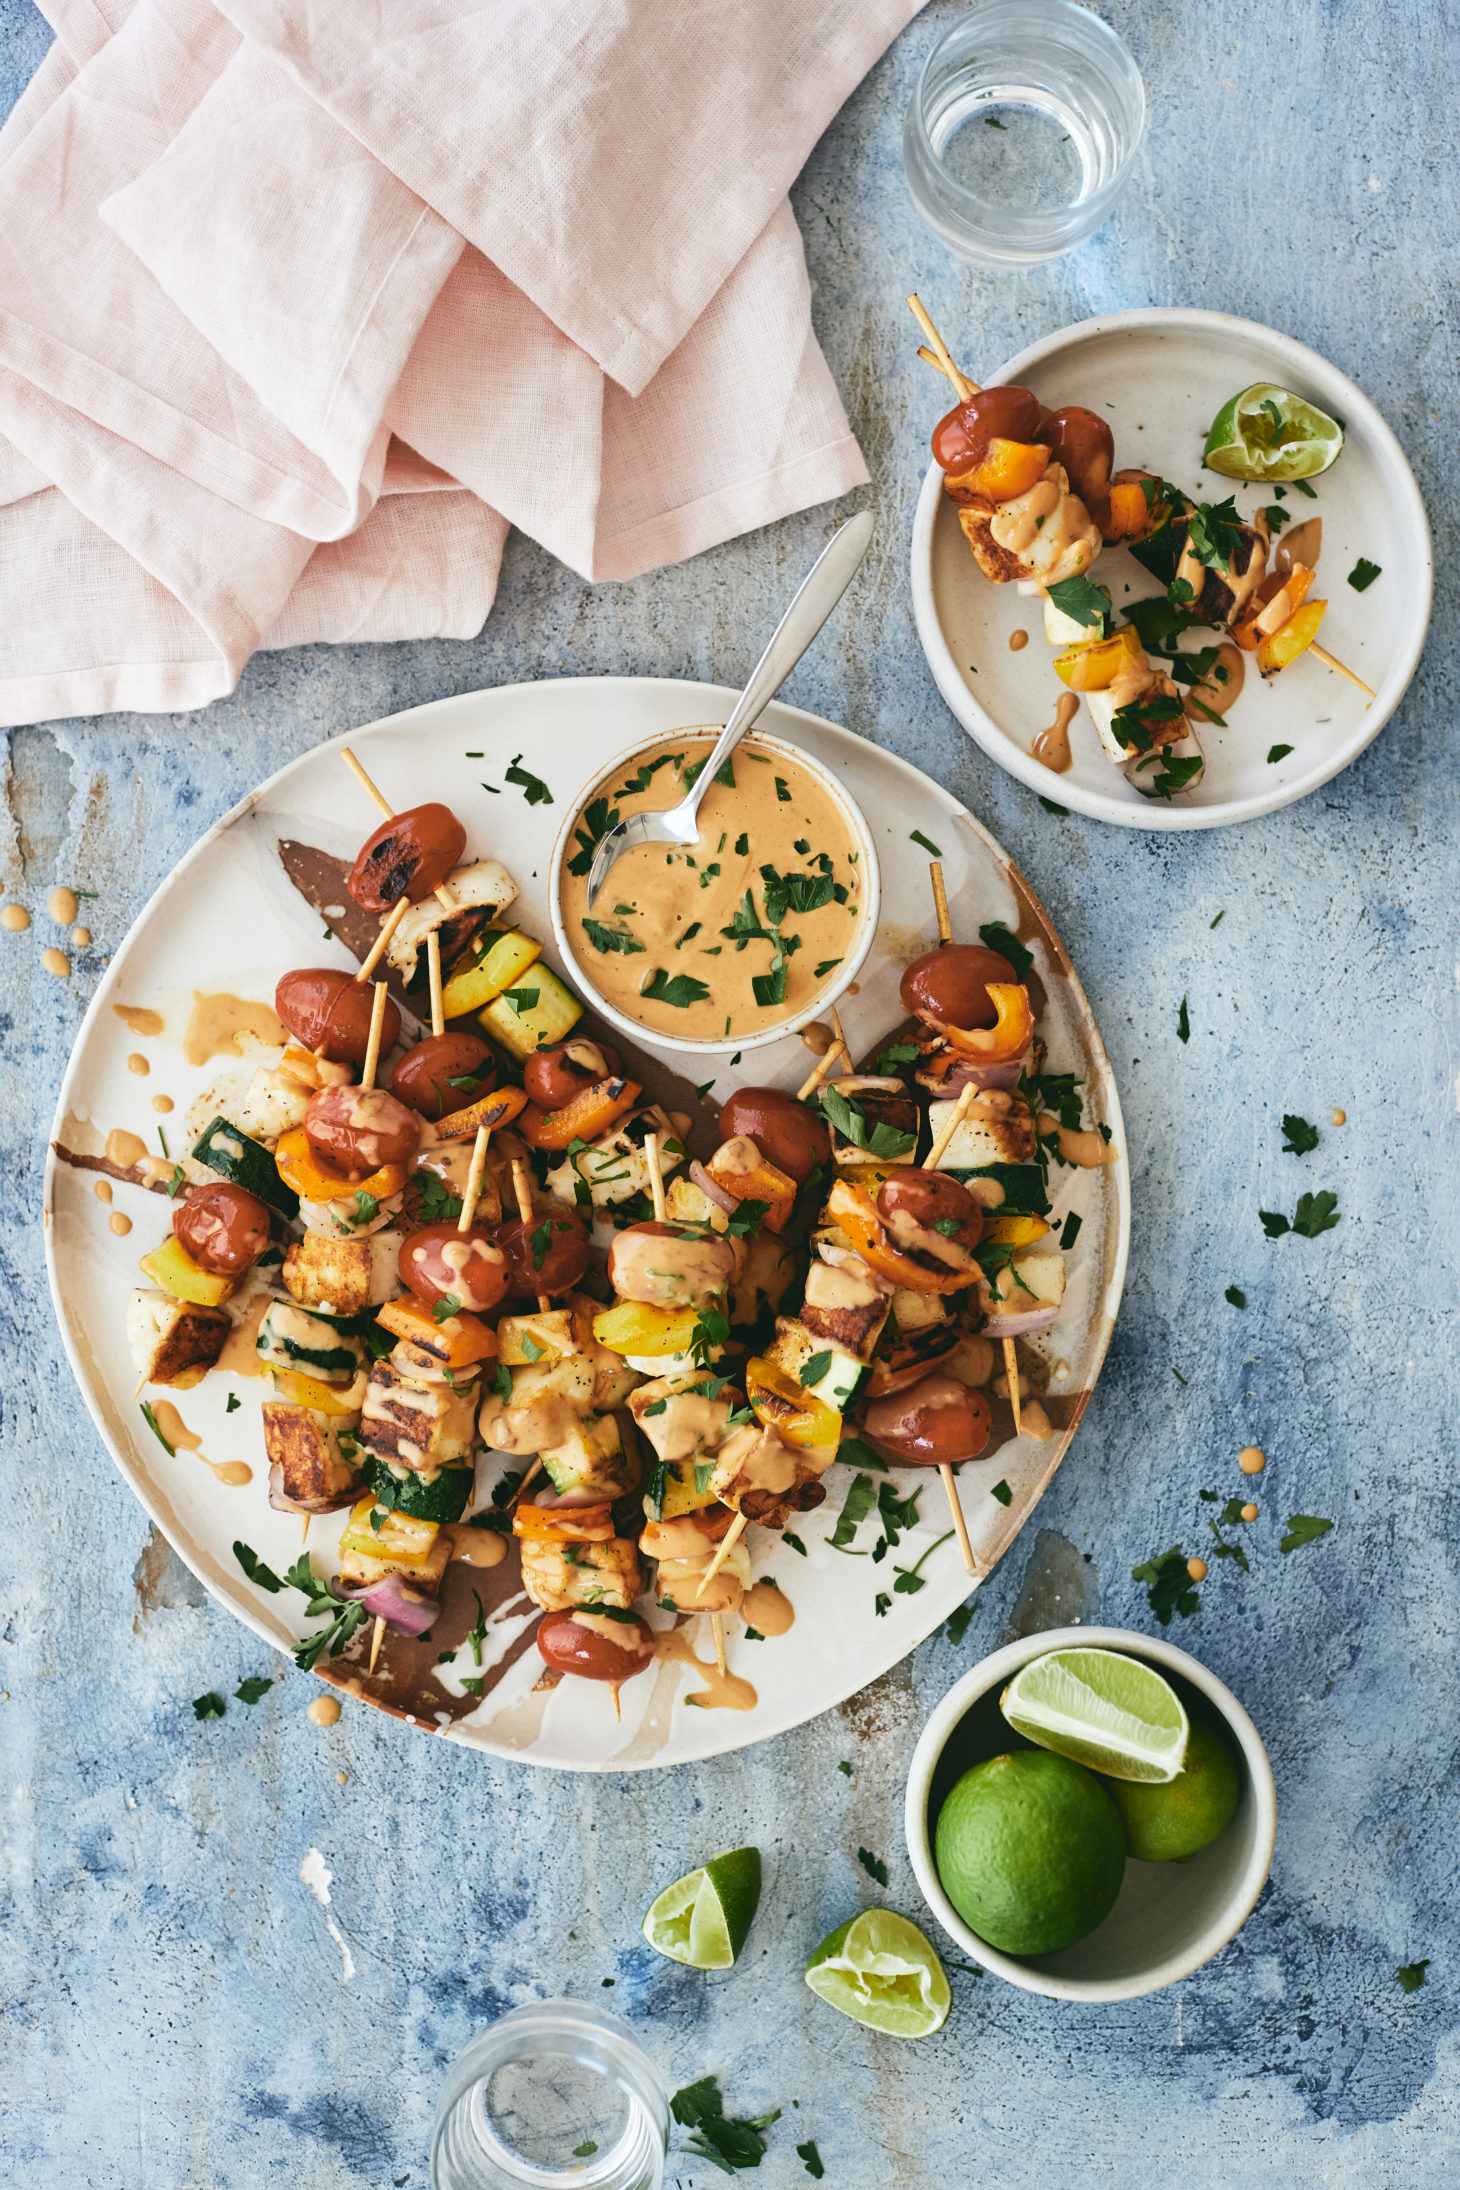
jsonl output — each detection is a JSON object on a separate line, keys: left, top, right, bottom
{"left": 1225, "top": 1285, "right": 1247, "bottom": 1309}
{"left": 1281, "top": 1514, "right": 1334, "bottom": 1554}
{"left": 1045, "top": 572, "right": 1110, "bottom": 629}
{"left": 234, "top": 1677, "right": 273, "bottom": 1705}
{"left": 1260, "top": 1191, "right": 1340, "bottom": 1239}
{"left": 1210, "top": 909, "right": 1226, "bottom": 929}
{"left": 566, "top": 796, "right": 620, "bottom": 877}
{"left": 1267, "top": 744, "right": 1295, "bottom": 765}
{"left": 946, "top": 1601, "right": 976, "bottom": 1647}
{"left": 582, "top": 918, "right": 645, "bottom": 956}
{"left": 798, "top": 2139, "right": 826, "bottom": 2178}
{"left": 1348, "top": 558, "right": 1381, "bottom": 592}
{"left": 432, "top": 1292, "right": 463, "bottom": 1323}
{"left": 893, "top": 1528, "right": 954, "bottom": 1595}
{"left": 140, "top": 1401, "right": 174, "bottom": 1455}
{"left": 670, "top": 2078, "right": 780, "bottom": 2175}
{"left": 166, "top": 1163, "right": 185, "bottom": 1198}
{"left": 640, "top": 968, "right": 711, "bottom": 1010}
{"left": 1060, "top": 1211, "right": 1082, "bottom": 1250}
{"left": 1132, "top": 1546, "right": 1201, "bottom": 1623}
{"left": 909, "top": 829, "right": 943, "bottom": 858}
{"left": 192, "top": 1693, "right": 226, "bottom": 1721}
{"left": 675, "top": 922, "right": 703, "bottom": 949}
{"left": 990, "top": 1479, "right": 1012, "bottom": 1507}
{"left": 829, "top": 1472, "right": 877, "bottom": 1551}
{"left": 226, "top": 1392, "right": 240, "bottom": 1413}
{"left": 1281, "top": 1113, "right": 1320, "bottom": 1155}
{"left": 978, "top": 921, "right": 1033, "bottom": 979}
{"left": 233, "top": 1541, "right": 285, "bottom": 1592}
{"left": 775, "top": 776, "right": 792, "bottom": 801}
{"left": 816, "top": 1083, "right": 916, "bottom": 1162}
{"left": 499, "top": 987, "right": 539, "bottom": 1014}
{"left": 1397, "top": 1961, "right": 1430, "bottom": 1995}
{"left": 505, "top": 754, "right": 553, "bottom": 805}
{"left": 857, "top": 1846, "right": 889, "bottom": 1886}
{"left": 1177, "top": 996, "right": 1190, "bottom": 1044}
{"left": 1291, "top": 477, "right": 1318, "bottom": 498}
{"left": 798, "top": 1350, "right": 834, "bottom": 1389}
{"left": 876, "top": 1040, "right": 922, "bottom": 1074}
{"left": 417, "top": 1173, "right": 463, "bottom": 1225}
{"left": 1185, "top": 496, "right": 1245, "bottom": 573}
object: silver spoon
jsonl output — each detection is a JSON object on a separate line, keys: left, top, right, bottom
{"left": 584, "top": 510, "right": 874, "bottom": 908}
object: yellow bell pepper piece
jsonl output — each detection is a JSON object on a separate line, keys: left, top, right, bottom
{"left": 439, "top": 928, "right": 542, "bottom": 1019}
{"left": 339, "top": 1496, "right": 439, "bottom": 1566}
{"left": 982, "top": 1212, "right": 1051, "bottom": 1248}
{"left": 744, "top": 1356, "right": 842, "bottom": 1449}
{"left": 139, "top": 1235, "right": 235, "bottom": 1309}
{"left": 592, "top": 1300, "right": 701, "bottom": 1357}
{"left": 264, "top": 1365, "right": 364, "bottom": 1415}
{"left": 1257, "top": 598, "right": 1327, "bottom": 679}
{"left": 1053, "top": 625, "right": 1143, "bottom": 692}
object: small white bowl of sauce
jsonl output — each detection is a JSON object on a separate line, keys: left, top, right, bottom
{"left": 552, "top": 726, "right": 881, "bottom": 1055}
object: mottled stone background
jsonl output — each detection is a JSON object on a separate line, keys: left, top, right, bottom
{"left": 3, "top": 3, "right": 1457, "bottom": 2183}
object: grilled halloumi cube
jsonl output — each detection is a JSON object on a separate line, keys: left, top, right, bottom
{"left": 519, "top": 1534, "right": 641, "bottom": 1613}
{"left": 927, "top": 1092, "right": 1037, "bottom": 1172}
{"left": 729, "top": 1230, "right": 798, "bottom": 1327}
{"left": 540, "top": 1411, "right": 631, "bottom": 1498}
{"left": 546, "top": 1105, "right": 685, "bottom": 1209}
{"left": 257, "top": 1300, "right": 366, "bottom": 1388}
{"left": 630, "top": 1371, "right": 734, "bottom": 1464}
{"left": 298, "top": 1188, "right": 406, "bottom": 1240}
{"left": 763, "top": 1318, "right": 865, "bottom": 1414}
{"left": 799, "top": 1256, "right": 892, "bottom": 1362}
{"left": 1043, "top": 589, "right": 1109, "bottom": 648}
{"left": 126, "top": 1286, "right": 230, "bottom": 1389}
{"left": 338, "top": 1506, "right": 452, "bottom": 1591}
{"left": 656, "top": 1539, "right": 752, "bottom": 1614}
{"left": 666, "top": 1173, "right": 731, "bottom": 1234}
{"left": 478, "top": 1354, "right": 596, "bottom": 1456}
{"left": 263, "top": 1403, "right": 363, "bottom": 1512}
{"left": 283, "top": 1229, "right": 403, "bottom": 1317}
{"left": 978, "top": 1247, "right": 1066, "bottom": 1323}
{"left": 888, "top": 1287, "right": 953, "bottom": 1337}
{"left": 385, "top": 859, "right": 518, "bottom": 985}
{"left": 358, "top": 1360, "right": 478, "bottom": 1475}
{"left": 707, "top": 1422, "right": 829, "bottom": 1527}
{"left": 824, "top": 1078, "right": 921, "bottom": 1168}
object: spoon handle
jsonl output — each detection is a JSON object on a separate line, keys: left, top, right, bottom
{"left": 683, "top": 510, "right": 874, "bottom": 819}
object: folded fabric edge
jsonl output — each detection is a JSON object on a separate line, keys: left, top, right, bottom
{"left": 0, "top": 656, "right": 236, "bottom": 730}
{"left": 590, "top": 430, "right": 870, "bottom": 584}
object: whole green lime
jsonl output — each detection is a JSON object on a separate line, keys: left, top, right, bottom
{"left": 1107, "top": 1716, "right": 1240, "bottom": 1861}
{"left": 934, "top": 1750, "right": 1126, "bottom": 1956}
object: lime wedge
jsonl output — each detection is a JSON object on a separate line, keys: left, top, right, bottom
{"left": 1203, "top": 383, "right": 1344, "bottom": 481}
{"left": 804, "top": 1910, "right": 951, "bottom": 2038}
{"left": 641, "top": 1846, "right": 761, "bottom": 1968}
{"left": 1000, "top": 1647, "right": 1189, "bottom": 1783}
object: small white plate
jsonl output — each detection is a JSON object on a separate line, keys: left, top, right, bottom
{"left": 911, "top": 308, "right": 1432, "bottom": 829}
{"left": 44, "top": 677, "right": 1129, "bottom": 1771}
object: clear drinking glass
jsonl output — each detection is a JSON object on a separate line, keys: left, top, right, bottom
{"left": 430, "top": 2000, "right": 669, "bottom": 2190}
{"left": 903, "top": 0, "right": 1146, "bottom": 268}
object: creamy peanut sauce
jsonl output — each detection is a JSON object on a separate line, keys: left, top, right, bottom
{"left": 216, "top": 1289, "right": 273, "bottom": 1378}
{"left": 48, "top": 886, "right": 78, "bottom": 925}
{"left": 152, "top": 1094, "right": 175, "bottom": 1114}
{"left": 800, "top": 1019, "right": 836, "bottom": 1054}
{"left": 1038, "top": 1114, "right": 1118, "bottom": 1168}
{"left": 560, "top": 734, "right": 866, "bottom": 1043}
{"left": 109, "top": 1211, "right": 133, "bottom": 1236}
{"left": 127, "top": 1053, "right": 150, "bottom": 1076}
{"left": 106, "top": 1128, "right": 149, "bottom": 1170}
{"left": 1184, "top": 641, "right": 1245, "bottom": 726}
{"left": 73, "top": 927, "right": 91, "bottom": 949}
{"left": 42, "top": 948, "right": 70, "bottom": 979}
{"left": 149, "top": 1398, "right": 251, "bottom": 1486}
{"left": 1009, "top": 628, "right": 1030, "bottom": 652}
{"left": 114, "top": 1004, "right": 164, "bottom": 1037}
{"left": 1238, "top": 1445, "right": 1266, "bottom": 1476}
{"left": 443, "top": 1524, "right": 508, "bottom": 1568}
{"left": 742, "top": 1580, "right": 794, "bottom": 1637}
{"left": 1332, "top": 1108, "right": 1346, "bottom": 1127}
{"left": 2, "top": 904, "right": 29, "bottom": 931}
{"left": 636, "top": 1387, "right": 731, "bottom": 1462}
{"left": 1020, "top": 1401, "right": 1053, "bottom": 1441}
{"left": 93, "top": 1179, "right": 113, "bottom": 1204}
{"left": 1031, "top": 692, "right": 1079, "bottom": 774}
{"left": 1277, "top": 517, "right": 1322, "bottom": 574}
{"left": 308, "top": 1694, "right": 342, "bottom": 1727}
{"left": 182, "top": 992, "right": 286, "bottom": 1068}
{"left": 653, "top": 1623, "right": 757, "bottom": 1711}
{"left": 1186, "top": 1556, "right": 1208, "bottom": 1582}
{"left": 989, "top": 463, "right": 1100, "bottom": 585}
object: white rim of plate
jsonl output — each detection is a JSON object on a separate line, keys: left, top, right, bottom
{"left": 910, "top": 306, "right": 1434, "bottom": 831}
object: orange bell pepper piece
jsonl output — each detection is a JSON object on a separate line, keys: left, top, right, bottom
{"left": 512, "top": 1501, "right": 615, "bottom": 1542}
{"left": 518, "top": 1075, "right": 642, "bottom": 1152}
{"left": 966, "top": 437, "right": 1050, "bottom": 504}
{"left": 434, "top": 1083, "right": 529, "bottom": 1141}
{"left": 704, "top": 1145, "right": 797, "bottom": 1234}
{"left": 1233, "top": 564, "right": 1315, "bottom": 652}
{"left": 1101, "top": 476, "right": 1154, "bottom": 543}
{"left": 927, "top": 982, "right": 1035, "bottom": 1065}
{"left": 375, "top": 1294, "right": 498, "bottom": 1367}
{"left": 274, "top": 1126, "right": 407, "bottom": 1206}
{"left": 826, "top": 1178, "right": 980, "bottom": 1295}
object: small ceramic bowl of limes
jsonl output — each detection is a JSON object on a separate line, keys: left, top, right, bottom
{"left": 904, "top": 1626, "right": 1276, "bottom": 2001}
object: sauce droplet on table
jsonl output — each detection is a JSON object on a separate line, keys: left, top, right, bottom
{"left": 1238, "top": 1445, "right": 1266, "bottom": 1476}
{"left": 48, "top": 886, "right": 78, "bottom": 926}
{"left": 309, "top": 1695, "right": 342, "bottom": 1728}
{"left": 42, "top": 948, "right": 71, "bottom": 979}
{"left": 2, "top": 904, "right": 30, "bottom": 931}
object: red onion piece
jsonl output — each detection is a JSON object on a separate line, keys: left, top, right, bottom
{"left": 918, "top": 1045, "right": 1032, "bottom": 1097}
{"left": 982, "top": 1304, "right": 1059, "bottom": 1338}
{"left": 268, "top": 1463, "right": 359, "bottom": 1516}
{"left": 331, "top": 1572, "right": 441, "bottom": 1635}
{"left": 689, "top": 1160, "right": 739, "bottom": 1217}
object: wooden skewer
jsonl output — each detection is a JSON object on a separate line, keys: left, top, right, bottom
{"left": 341, "top": 745, "right": 456, "bottom": 910}
{"left": 1004, "top": 1337, "right": 1023, "bottom": 1439}
{"left": 794, "top": 1038, "right": 846, "bottom": 1101}
{"left": 510, "top": 1158, "right": 552, "bottom": 1314}
{"left": 694, "top": 1510, "right": 749, "bottom": 1600}
{"left": 458, "top": 1125, "right": 492, "bottom": 1233}
{"left": 644, "top": 1131, "right": 668, "bottom": 1222}
{"left": 360, "top": 981, "right": 388, "bottom": 1091}
{"left": 708, "top": 1612, "right": 727, "bottom": 1676}
{"left": 830, "top": 1004, "right": 851, "bottom": 1068}
{"left": 427, "top": 928, "right": 445, "bottom": 1038}
{"left": 369, "top": 1617, "right": 385, "bottom": 1675}
{"left": 940, "top": 1464, "right": 978, "bottom": 1573}
{"left": 927, "top": 1080, "right": 978, "bottom": 1169}
{"left": 355, "top": 896, "right": 410, "bottom": 985}
{"left": 929, "top": 860, "right": 953, "bottom": 946}
{"left": 907, "top": 296, "right": 979, "bottom": 403}
{"left": 301, "top": 1514, "right": 310, "bottom": 1545}
{"left": 1310, "top": 643, "right": 1375, "bottom": 701}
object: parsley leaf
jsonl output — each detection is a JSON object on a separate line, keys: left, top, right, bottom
{"left": 1291, "top": 477, "right": 1318, "bottom": 498}
{"left": 817, "top": 1083, "right": 916, "bottom": 1162}
{"left": 233, "top": 1541, "right": 285, "bottom": 1592}
{"left": 1045, "top": 573, "right": 1110, "bottom": 629}
{"left": 1060, "top": 1211, "right": 1082, "bottom": 1250}
{"left": 1267, "top": 744, "right": 1295, "bottom": 764}
{"left": 946, "top": 1601, "right": 976, "bottom": 1647}
{"left": 417, "top": 1172, "right": 463, "bottom": 1225}
{"left": 857, "top": 1847, "right": 889, "bottom": 1886}
{"left": 1281, "top": 1113, "right": 1319, "bottom": 1156}
{"left": 1397, "top": 1960, "right": 1430, "bottom": 1994}
{"left": 1348, "top": 558, "right": 1381, "bottom": 593}
{"left": 990, "top": 1479, "right": 1012, "bottom": 1506}
{"left": 582, "top": 918, "right": 645, "bottom": 956}
{"left": 505, "top": 754, "right": 553, "bottom": 806}
{"left": 978, "top": 921, "right": 1033, "bottom": 979}
{"left": 234, "top": 1676, "right": 273, "bottom": 1705}
{"left": 1132, "top": 1545, "right": 1200, "bottom": 1623}
{"left": 140, "top": 1400, "right": 174, "bottom": 1455}
{"left": 670, "top": 2078, "right": 780, "bottom": 2176}
{"left": 798, "top": 1350, "right": 834, "bottom": 1389}
{"left": 876, "top": 1039, "right": 922, "bottom": 1074}
{"left": 829, "top": 1472, "right": 877, "bottom": 1550}
{"left": 1264, "top": 1190, "right": 1340, "bottom": 1239}
{"left": 1280, "top": 1514, "right": 1334, "bottom": 1553}
{"left": 893, "top": 1528, "right": 955, "bottom": 1595}
{"left": 1225, "top": 1285, "right": 1247, "bottom": 1308}
{"left": 566, "top": 796, "right": 620, "bottom": 877}
{"left": 797, "top": 2139, "right": 826, "bottom": 2178}
{"left": 1177, "top": 996, "right": 1190, "bottom": 1044}
{"left": 192, "top": 1693, "right": 226, "bottom": 1721}
{"left": 641, "top": 968, "right": 711, "bottom": 1010}
{"left": 910, "top": 828, "right": 943, "bottom": 858}
{"left": 433, "top": 1292, "right": 463, "bottom": 1324}
{"left": 1186, "top": 496, "right": 1245, "bottom": 573}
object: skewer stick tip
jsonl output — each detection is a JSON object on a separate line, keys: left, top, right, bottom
{"left": 340, "top": 744, "right": 394, "bottom": 821}
{"left": 1003, "top": 1336, "right": 1023, "bottom": 1438}
{"left": 708, "top": 1612, "right": 727, "bottom": 1677}
{"left": 360, "top": 979, "right": 389, "bottom": 1090}
{"left": 609, "top": 1683, "right": 622, "bottom": 1723}
{"left": 793, "top": 1037, "right": 847, "bottom": 1103}
{"left": 426, "top": 928, "right": 445, "bottom": 1040}
{"left": 929, "top": 860, "right": 952, "bottom": 945}
{"left": 644, "top": 1131, "right": 668, "bottom": 1223}
{"left": 938, "top": 1462, "right": 978, "bottom": 1574}
{"left": 1309, "top": 642, "right": 1376, "bottom": 702}
{"left": 695, "top": 1511, "right": 749, "bottom": 1600}
{"left": 458, "top": 1123, "right": 492, "bottom": 1233}
{"left": 301, "top": 1514, "right": 310, "bottom": 1545}
{"left": 368, "top": 1614, "right": 385, "bottom": 1675}
{"left": 906, "top": 295, "right": 978, "bottom": 403}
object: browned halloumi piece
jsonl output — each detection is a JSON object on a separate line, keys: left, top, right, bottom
{"left": 126, "top": 1287, "right": 230, "bottom": 1388}
{"left": 957, "top": 502, "right": 1027, "bottom": 586}
{"left": 357, "top": 1360, "right": 477, "bottom": 1474}
{"left": 282, "top": 1230, "right": 399, "bottom": 1316}
{"left": 263, "top": 1403, "right": 362, "bottom": 1512}
{"left": 799, "top": 1257, "right": 892, "bottom": 1362}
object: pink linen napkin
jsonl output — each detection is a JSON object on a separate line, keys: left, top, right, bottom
{"left": 0, "top": 0, "right": 921, "bottom": 728}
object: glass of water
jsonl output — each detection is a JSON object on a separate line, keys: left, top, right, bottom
{"left": 903, "top": 0, "right": 1146, "bottom": 268}
{"left": 431, "top": 2000, "right": 669, "bottom": 2190}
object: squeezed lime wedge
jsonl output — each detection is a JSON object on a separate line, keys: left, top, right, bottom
{"left": 1000, "top": 1647, "right": 1189, "bottom": 1783}
{"left": 1203, "top": 383, "right": 1344, "bottom": 480}
{"left": 641, "top": 1846, "right": 761, "bottom": 1968}
{"left": 804, "top": 1909, "right": 951, "bottom": 2037}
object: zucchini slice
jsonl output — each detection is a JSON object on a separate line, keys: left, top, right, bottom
{"left": 479, "top": 965, "right": 582, "bottom": 1059}
{"left": 192, "top": 1115, "right": 299, "bottom": 1220}
{"left": 361, "top": 1457, "right": 473, "bottom": 1524}
{"left": 257, "top": 1300, "right": 365, "bottom": 1385}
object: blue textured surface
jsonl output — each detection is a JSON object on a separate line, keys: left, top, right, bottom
{"left": 3, "top": 3, "right": 1457, "bottom": 2183}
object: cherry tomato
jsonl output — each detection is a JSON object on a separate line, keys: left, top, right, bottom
{"left": 304, "top": 1084, "right": 419, "bottom": 1177}
{"left": 931, "top": 384, "right": 1042, "bottom": 476}
{"left": 391, "top": 1031, "right": 496, "bottom": 1119}
{"left": 398, "top": 1221, "right": 508, "bottom": 1314}
{"left": 174, "top": 1183, "right": 272, "bottom": 1275}
{"left": 347, "top": 803, "right": 465, "bottom": 911}
{"left": 522, "top": 1037, "right": 621, "bottom": 1110}
{"left": 495, "top": 1210, "right": 592, "bottom": 1298}
{"left": 717, "top": 1087, "right": 830, "bottom": 1185}
{"left": 275, "top": 968, "right": 401, "bottom": 1065}
{"left": 877, "top": 1170, "right": 983, "bottom": 1252}
{"left": 900, "top": 943, "right": 1017, "bottom": 1032}
{"left": 864, "top": 1372, "right": 992, "bottom": 1467}
{"left": 536, "top": 1610, "right": 656, "bottom": 1684}
{"left": 1037, "top": 405, "right": 1115, "bottom": 514}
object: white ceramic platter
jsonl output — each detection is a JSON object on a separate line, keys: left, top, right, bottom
{"left": 45, "top": 677, "right": 1129, "bottom": 1770}
{"left": 911, "top": 308, "right": 1432, "bottom": 829}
